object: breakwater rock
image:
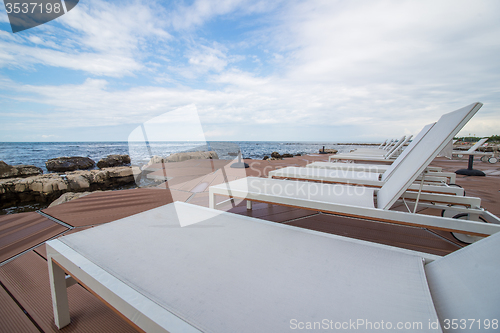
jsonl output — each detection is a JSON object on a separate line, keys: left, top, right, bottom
{"left": 0, "top": 166, "right": 136, "bottom": 209}
{"left": 263, "top": 152, "right": 301, "bottom": 160}
{"left": 47, "top": 191, "right": 96, "bottom": 208}
{"left": 46, "top": 156, "right": 95, "bottom": 172}
{"left": 97, "top": 154, "right": 131, "bottom": 168}
{"left": 319, "top": 148, "right": 338, "bottom": 154}
{"left": 143, "top": 151, "right": 219, "bottom": 169}
{"left": 0, "top": 161, "right": 43, "bottom": 179}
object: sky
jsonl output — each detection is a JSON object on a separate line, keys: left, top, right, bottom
{"left": 0, "top": 0, "right": 499, "bottom": 142}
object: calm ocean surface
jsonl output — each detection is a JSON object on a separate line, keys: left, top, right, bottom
{"left": 0, "top": 141, "right": 376, "bottom": 173}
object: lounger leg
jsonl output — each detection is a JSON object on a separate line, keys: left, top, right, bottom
{"left": 247, "top": 200, "right": 252, "bottom": 210}
{"left": 48, "top": 257, "right": 71, "bottom": 329}
{"left": 209, "top": 192, "right": 215, "bottom": 209}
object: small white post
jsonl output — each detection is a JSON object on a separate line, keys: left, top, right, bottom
{"left": 48, "top": 257, "right": 71, "bottom": 329}
{"left": 247, "top": 200, "right": 253, "bottom": 210}
{"left": 209, "top": 192, "right": 215, "bottom": 209}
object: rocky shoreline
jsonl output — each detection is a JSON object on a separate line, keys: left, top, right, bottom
{"left": 0, "top": 155, "right": 135, "bottom": 212}
{"left": 262, "top": 148, "right": 338, "bottom": 160}
{"left": 0, "top": 148, "right": 355, "bottom": 212}
{"left": 0, "top": 151, "right": 221, "bottom": 213}
{"left": 0, "top": 166, "right": 137, "bottom": 210}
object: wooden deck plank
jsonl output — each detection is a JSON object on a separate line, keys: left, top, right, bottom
{"left": 286, "top": 213, "right": 462, "bottom": 256}
{"left": 0, "top": 285, "right": 40, "bottom": 333}
{"left": 41, "top": 188, "right": 191, "bottom": 227}
{"left": 0, "top": 251, "right": 138, "bottom": 333}
{"left": 0, "top": 212, "right": 67, "bottom": 264}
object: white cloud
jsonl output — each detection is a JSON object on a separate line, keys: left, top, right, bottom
{"left": 0, "top": 8, "right": 9, "bottom": 23}
{"left": 0, "top": 0, "right": 170, "bottom": 76}
{"left": 0, "top": 0, "right": 499, "bottom": 141}
{"left": 0, "top": 40, "right": 142, "bottom": 75}
{"left": 168, "top": 43, "right": 231, "bottom": 78}
{"left": 187, "top": 44, "right": 228, "bottom": 72}
{"left": 168, "top": 0, "right": 276, "bottom": 31}
{"left": 277, "top": 0, "right": 500, "bottom": 87}
{"left": 3, "top": 68, "right": 496, "bottom": 141}
{"left": 59, "top": 0, "right": 170, "bottom": 54}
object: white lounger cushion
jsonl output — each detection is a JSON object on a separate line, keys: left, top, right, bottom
{"left": 51, "top": 202, "right": 440, "bottom": 333}
{"left": 271, "top": 166, "right": 381, "bottom": 183}
{"left": 214, "top": 176, "right": 376, "bottom": 208}
{"left": 307, "top": 161, "right": 393, "bottom": 173}
{"left": 425, "top": 230, "right": 500, "bottom": 327}
{"left": 269, "top": 166, "right": 464, "bottom": 195}
{"left": 307, "top": 161, "right": 442, "bottom": 174}
{"left": 329, "top": 153, "right": 395, "bottom": 161}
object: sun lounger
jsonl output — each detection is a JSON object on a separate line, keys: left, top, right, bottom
{"left": 271, "top": 123, "right": 456, "bottom": 186}
{"left": 380, "top": 137, "right": 404, "bottom": 151}
{"left": 453, "top": 138, "right": 498, "bottom": 176}
{"left": 381, "top": 138, "right": 393, "bottom": 149}
{"left": 269, "top": 167, "right": 461, "bottom": 194}
{"left": 270, "top": 128, "right": 457, "bottom": 187}
{"left": 329, "top": 141, "right": 452, "bottom": 163}
{"left": 453, "top": 138, "right": 488, "bottom": 157}
{"left": 424, "top": 230, "right": 500, "bottom": 325}
{"left": 210, "top": 176, "right": 498, "bottom": 234}
{"left": 210, "top": 103, "right": 500, "bottom": 237}
{"left": 347, "top": 135, "right": 408, "bottom": 156}
{"left": 309, "top": 124, "right": 442, "bottom": 172}
{"left": 330, "top": 135, "right": 411, "bottom": 162}
{"left": 46, "top": 201, "right": 500, "bottom": 332}
{"left": 377, "top": 139, "right": 388, "bottom": 149}
{"left": 328, "top": 147, "right": 407, "bottom": 162}
{"left": 453, "top": 138, "right": 498, "bottom": 164}
{"left": 375, "top": 138, "right": 395, "bottom": 150}
{"left": 346, "top": 137, "right": 401, "bottom": 155}
{"left": 306, "top": 161, "right": 442, "bottom": 173}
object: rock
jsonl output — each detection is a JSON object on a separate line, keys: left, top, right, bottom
{"left": 268, "top": 152, "right": 284, "bottom": 160}
{"left": 97, "top": 154, "right": 131, "bottom": 169}
{"left": 166, "top": 151, "right": 218, "bottom": 162}
{"left": 271, "top": 152, "right": 281, "bottom": 159}
{"left": 48, "top": 191, "right": 96, "bottom": 208}
{"left": 144, "top": 151, "right": 219, "bottom": 169}
{"left": 108, "top": 166, "right": 134, "bottom": 178}
{"left": 92, "top": 169, "right": 109, "bottom": 183}
{"left": 282, "top": 153, "right": 294, "bottom": 158}
{"left": 263, "top": 155, "right": 269, "bottom": 160}
{"left": 28, "top": 180, "right": 43, "bottom": 193}
{"left": 46, "top": 156, "right": 95, "bottom": 172}
{"left": 0, "top": 166, "right": 136, "bottom": 209}
{"left": 294, "top": 153, "right": 302, "bottom": 156}
{"left": 66, "top": 174, "right": 91, "bottom": 191}
{"left": 143, "top": 155, "right": 163, "bottom": 168}
{"left": 319, "top": 149, "right": 338, "bottom": 154}
{"left": 0, "top": 161, "right": 43, "bottom": 179}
